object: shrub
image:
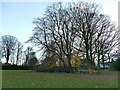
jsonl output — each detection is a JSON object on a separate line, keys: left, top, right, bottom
{"left": 77, "top": 70, "right": 89, "bottom": 74}
{"left": 110, "top": 58, "right": 120, "bottom": 71}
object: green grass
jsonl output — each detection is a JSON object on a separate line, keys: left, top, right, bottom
{"left": 2, "top": 70, "right": 118, "bottom": 88}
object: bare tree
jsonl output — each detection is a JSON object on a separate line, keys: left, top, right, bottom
{"left": 29, "top": 2, "right": 77, "bottom": 68}
{"left": 1, "top": 35, "right": 18, "bottom": 64}
{"left": 72, "top": 2, "right": 118, "bottom": 70}
{"left": 15, "top": 41, "right": 23, "bottom": 65}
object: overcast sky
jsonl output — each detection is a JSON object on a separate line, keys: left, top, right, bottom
{"left": 1, "top": 0, "right": 119, "bottom": 48}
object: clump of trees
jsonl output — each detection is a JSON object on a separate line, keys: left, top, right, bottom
{"left": 0, "top": 35, "right": 38, "bottom": 69}
{"left": 28, "top": 2, "right": 119, "bottom": 72}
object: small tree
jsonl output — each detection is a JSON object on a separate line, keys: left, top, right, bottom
{"left": 27, "top": 51, "right": 38, "bottom": 69}
{"left": 28, "top": 57, "right": 38, "bottom": 69}
{"left": 24, "top": 47, "right": 33, "bottom": 65}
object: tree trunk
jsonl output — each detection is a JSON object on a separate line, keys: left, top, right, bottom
{"left": 6, "top": 49, "right": 10, "bottom": 64}
{"left": 62, "top": 60, "right": 66, "bottom": 68}
{"left": 102, "top": 54, "right": 105, "bottom": 69}
{"left": 85, "top": 41, "right": 91, "bottom": 70}
{"left": 67, "top": 55, "right": 72, "bottom": 68}
{"left": 16, "top": 47, "right": 20, "bottom": 65}
{"left": 97, "top": 53, "right": 100, "bottom": 70}
{"left": 89, "top": 35, "right": 94, "bottom": 69}
{"left": 108, "top": 53, "right": 111, "bottom": 63}
{"left": 97, "top": 60, "right": 100, "bottom": 70}
{"left": 16, "top": 54, "right": 19, "bottom": 65}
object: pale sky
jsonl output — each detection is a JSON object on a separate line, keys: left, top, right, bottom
{"left": 0, "top": 0, "right": 119, "bottom": 63}
{"left": 0, "top": 0, "right": 119, "bottom": 49}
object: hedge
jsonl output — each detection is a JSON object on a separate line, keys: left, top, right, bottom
{"left": 2, "top": 64, "right": 29, "bottom": 70}
{"left": 35, "top": 66, "right": 76, "bottom": 73}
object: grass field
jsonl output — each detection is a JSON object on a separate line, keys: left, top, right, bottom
{"left": 2, "top": 70, "right": 119, "bottom": 88}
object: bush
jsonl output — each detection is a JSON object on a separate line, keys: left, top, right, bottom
{"left": 96, "top": 70, "right": 101, "bottom": 75}
{"left": 78, "top": 70, "right": 89, "bottom": 74}
{"left": 110, "top": 58, "right": 120, "bottom": 71}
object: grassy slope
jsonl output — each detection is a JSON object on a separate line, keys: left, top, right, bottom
{"left": 2, "top": 70, "right": 118, "bottom": 88}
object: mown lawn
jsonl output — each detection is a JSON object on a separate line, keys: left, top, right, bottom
{"left": 2, "top": 70, "right": 118, "bottom": 88}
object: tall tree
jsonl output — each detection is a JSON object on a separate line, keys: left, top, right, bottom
{"left": 29, "top": 2, "right": 77, "bottom": 68}
{"left": 1, "top": 35, "right": 18, "bottom": 64}
{"left": 15, "top": 41, "right": 23, "bottom": 65}
{"left": 72, "top": 2, "right": 117, "bottom": 70}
